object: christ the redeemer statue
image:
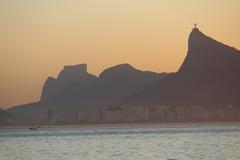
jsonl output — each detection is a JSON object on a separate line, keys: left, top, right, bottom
{"left": 194, "top": 23, "right": 197, "bottom": 28}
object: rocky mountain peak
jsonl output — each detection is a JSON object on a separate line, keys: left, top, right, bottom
{"left": 99, "top": 63, "right": 136, "bottom": 79}
{"left": 57, "top": 64, "right": 88, "bottom": 80}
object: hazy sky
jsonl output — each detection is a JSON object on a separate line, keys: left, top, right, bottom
{"left": 0, "top": 0, "right": 240, "bottom": 108}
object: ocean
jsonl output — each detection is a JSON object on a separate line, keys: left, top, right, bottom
{"left": 1, "top": 123, "right": 240, "bottom": 160}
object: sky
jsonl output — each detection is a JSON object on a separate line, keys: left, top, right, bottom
{"left": 0, "top": 0, "right": 240, "bottom": 109}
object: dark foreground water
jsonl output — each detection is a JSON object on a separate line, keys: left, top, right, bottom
{"left": 0, "top": 124, "right": 240, "bottom": 160}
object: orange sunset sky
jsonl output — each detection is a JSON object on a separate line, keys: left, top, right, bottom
{"left": 0, "top": 0, "right": 240, "bottom": 109}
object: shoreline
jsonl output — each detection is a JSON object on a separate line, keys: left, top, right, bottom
{"left": 1, "top": 121, "right": 240, "bottom": 130}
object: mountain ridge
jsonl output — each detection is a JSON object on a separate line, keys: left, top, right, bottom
{"left": 8, "top": 63, "right": 168, "bottom": 123}
{"left": 7, "top": 27, "right": 240, "bottom": 124}
{"left": 124, "top": 27, "right": 240, "bottom": 106}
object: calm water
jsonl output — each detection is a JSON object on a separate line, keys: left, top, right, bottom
{"left": 1, "top": 124, "right": 240, "bottom": 160}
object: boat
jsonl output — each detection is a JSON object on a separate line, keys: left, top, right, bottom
{"left": 29, "top": 125, "right": 40, "bottom": 130}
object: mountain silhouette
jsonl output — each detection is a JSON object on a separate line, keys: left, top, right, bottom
{"left": 125, "top": 28, "right": 240, "bottom": 106}
{"left": 42, "top": 63, "right": 167, "bottom": 112}
{"left": 8, "top": 27, "right": 239, "bottom": 124}
{"left": 8, "top": 64, "right": 168, "bottom": 123}
{"left": 41, "top": 64, "right": 97, "bottom": 102}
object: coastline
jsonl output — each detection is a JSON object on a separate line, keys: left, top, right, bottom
{"left": 1, "top": 121, "right": 240, "bottom": 130}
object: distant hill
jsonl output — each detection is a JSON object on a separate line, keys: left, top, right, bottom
{"left": 125, "top": 28, "right": 240, "bottom": 107}
{"left": 8, "top": 64, "right": 168, "bottom": 123}
{"left": 41, "top": 64, "right": 97, "bottom": 102}
{"left": 46, "top": 64, "right": 168, "bottom": 112}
